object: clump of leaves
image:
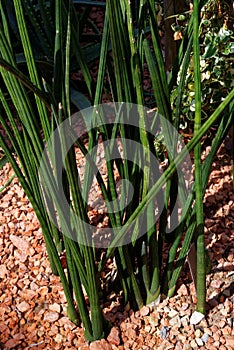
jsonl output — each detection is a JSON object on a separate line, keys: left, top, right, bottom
{"left": 171, "top": 0, "right": 234, "bottom": 129}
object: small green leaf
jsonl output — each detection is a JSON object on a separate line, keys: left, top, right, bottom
{"left": 177, "top": 14, "right": 186, "bottom": 21}
{"left": 202, "top": 43, "right": 217, "bottom": 59}
{"left": 202, "top": 19, "right": 210, "bottom": 26}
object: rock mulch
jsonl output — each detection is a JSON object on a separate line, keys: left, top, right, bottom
{"left": 0, "top": 141, "right": 233, "bottom": 349}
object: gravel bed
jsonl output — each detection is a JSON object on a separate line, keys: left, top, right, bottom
{"left": 0, "top": 141, "right": 233, "bottom": 350}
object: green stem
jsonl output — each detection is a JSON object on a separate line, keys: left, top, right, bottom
{"left": 103, "top": 87, "right": 234, "bottom": 262}
{"left": 193, "top": 0, "right": 206, "bottom": 314}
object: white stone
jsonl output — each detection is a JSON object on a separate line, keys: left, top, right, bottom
{"left": 44, "top": 311, "right": 60, "bottom": 322}
{"left": 49, "top": 303, "right": 61, "bottom": 313}
{"left": 190, "top": 311, "right": 205, "bottom": 325}
{"left": 169, "top": 315, "right": 181, "bottom": 327}
{"left": 168, "top": 309, "right": 178, "bottom": 318}
{"left": 195, "top": 337, "right": 204, "bottom": 346}
{"left": 164, "top": 306, "right": 170, "bottom": 313}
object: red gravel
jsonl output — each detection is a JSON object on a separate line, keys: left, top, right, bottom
{"left": 0, "top": 140, "right": 233, "bottom": 350}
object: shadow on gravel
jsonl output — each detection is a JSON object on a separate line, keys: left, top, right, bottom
{"left": 207, "top": 281, "right": 234, "bottom": 310}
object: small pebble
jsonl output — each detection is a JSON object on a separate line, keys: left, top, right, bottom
{"left": 195, "top": 329, "right": 202, "bottom": 338}
{"left": 0, "top": 265, "right": 8, "bottom": 278}
{"left": 222, "top": 326, "right": 231, "bottom": 335}
{"left": 181, "top": 315, "right": 189, "bottom": 327}
{"left": 148, "top": 314, "right": 159, "bottom": 327}
{"left": 90, "top": 339, "right": 112, "bottom": 350}
{"left": 211, "top": 325, "right": 219, "bottom": 333}
{"left": 160, "top": 326, "right": 169, "bottom": 339}
{"left": 213, "top": 341, "right": 221, "bottom": 347}
{"left": 224, "top": 299, "right": 233, "bottom": 313}
{"left": 177, "top": 284, "right": 188, "bottom": 296}
{"left": 54, "top": 334, "right": 63, "bottom": 343}
{"left": 162, "top": 318, "right": 170, "bottom": 327}
{"left": 177, "top": 334, "right": 187, "bottom": 342}
{"left": 164, "top": 306, "right": 170, "bottom": 313}
{"left": 219, "top": 320, "right": 226, "bottom": 328}
{"left": 10, "top": 234, "right": 29, "bottom": 251}
{"left": 168, "top": 309, "right": 178, "bottom": 318}
{"left": 169, "top": 315, "right": 181, "bottom": 327}
{"left": 220, "top": 309, "right": 228, "bottom": 317}
{"left": 144, "top": 325, "right": 151, "bottom": 333}
{"left": 16, "top": 301, "right": 31, "bottom": 313}
{"left": 227, "top": 317, "right": 233, "bottom": 328}
{"left": 140, "top": 306, "right": 150, "bottom": 317}
{"left": 201, "top": 333, "right": 209, "bottom": 343}
{"left": 183, "top": 345, "right": 191, "bottom": 350}
{"left": 44, "top": 311, "right": 60, "bottom": 322}
{"left": 49, "top": 303, "right": 61, "bottom": 313}
{"left": 107, "top": 327, "right": 120, "bottom": 346}
{"left": 181, "top": 302, "right": 189, "bottom": 311}
{"left": 196, "top": 337, "right": 204, "bottom": 346}
{"left": 190, "top": 339, "right": 197, "bottom": 348}
{"left": 190, "top": 311, "right": 205, "bottom": 325}
{"left": 213, "top": 331, "right": 221, "bottom": 341}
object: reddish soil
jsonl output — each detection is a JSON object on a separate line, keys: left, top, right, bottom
{"left": 0, "top": 138, "right": 233, "bottom": 350}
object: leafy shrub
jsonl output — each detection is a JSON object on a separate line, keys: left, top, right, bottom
{"left": 171, "top": 0, "right": 234, "bottom": 128}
